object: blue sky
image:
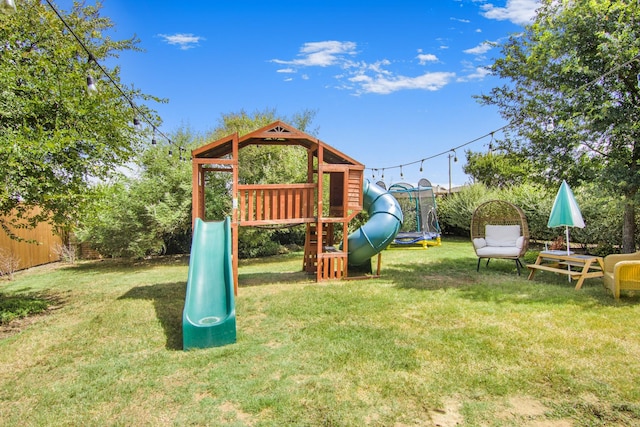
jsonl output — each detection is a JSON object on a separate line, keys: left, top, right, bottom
{"left": 57, "top": 0, "right": 540, "bottom": 187}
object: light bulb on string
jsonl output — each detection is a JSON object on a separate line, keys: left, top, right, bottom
{"left": 453, "top": 150, "right": 458, "bottom": 163}
{"left": 488, "top": 132, "right": 494, "bottom": 152}
{"left": 86, "top": 75, "right": 98, "bottom": 94}
{"left": 151, "top": 127, "right": 157, "bottom": 145}
{"left": 381, "top": 169, "right": 385, "bottom": 180}
{"left": 130, "top": 102, "right": 141, "bottom": 127}
{"left": 545, "top": 117, "right": 555, "bottom": 132}
{"left": 86, "top": 54, "right": 98, "bottom": 94}
{"left": 419, "top": 160, "right": 424, "bottom": 173}
{"left": 400, "top": 165, "right": 404, "bottom": 180}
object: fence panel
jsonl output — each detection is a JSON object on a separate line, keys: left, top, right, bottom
{"left": 0, "top": 210, "right": 63, "bottom": 271}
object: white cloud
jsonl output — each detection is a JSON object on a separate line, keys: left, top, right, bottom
{"left": 457, "top": 66, "right": 491, "bottom": 82}
{"left": 464, "top": 41, "right": 495, "bottom": 55}
{"left": 157, "top": 33, "right": 204, "bottom": 50}
{"left": 367, "top": 59, "right": 392, "bottom": 75}
{"left": 272, "top": 40, "right": 458, "bottom": 95}
{"left": 271, "top": 41, "right": 357, "bottom": 67}
{"left": 350, "top": 71, "right": 455, "bottom": 95}
{"left": 417, "top": 53, "right": 439, "bottom": 65}
{"left": 450, "top": 17, "right": 471, "bottom": 23}
{"left": 481, "top": 0, "right": 540, "bottom": 25}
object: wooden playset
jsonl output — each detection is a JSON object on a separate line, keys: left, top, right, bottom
{"left": 191, "top": 121, "right": 365, "bottom": 292}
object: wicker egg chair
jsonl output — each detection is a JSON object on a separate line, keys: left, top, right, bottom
{"left": 470, "top": 200, "right": 530, "bottom": 275}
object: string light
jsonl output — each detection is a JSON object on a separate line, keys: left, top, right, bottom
{"left": 368, "top": 53, "right": 640, "bottom": 180}
{"left": 488, "top": 132, "right": 494, "bottom": 152}
{"left": 18, "top": 0, "right": 638, "bottom": 171}
{"left": 38, "top": 0, "right": 178, "bottom": 153}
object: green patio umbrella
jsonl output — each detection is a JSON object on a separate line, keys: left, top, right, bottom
{"left": 547, "top": 180, "right": 585, "bottom": 279}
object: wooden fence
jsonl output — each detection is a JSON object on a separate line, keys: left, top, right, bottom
{"left": 0, "top": 210, "right": 63, "bottom": 271}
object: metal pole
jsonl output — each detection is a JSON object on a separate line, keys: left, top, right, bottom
{"left": 448, "top": 153, "right": 452, "bottom": 194}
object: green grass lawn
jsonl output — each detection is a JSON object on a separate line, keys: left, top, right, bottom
{"left": 1, "top": 238, "right": 640, "bottom": 426}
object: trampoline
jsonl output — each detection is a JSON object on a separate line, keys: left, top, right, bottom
{"left": 378, "top": 178, "right": 441, "bottom": 248}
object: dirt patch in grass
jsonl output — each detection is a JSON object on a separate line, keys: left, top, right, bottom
{"left": 428, "top": 397, "right": 464, "bottom": 426}
{"left": 219, "top": 401, "right": 255, "bottom": 426}
{"left": 427, "top": 396, "right": 575, "bottom": 426}
{"left": 496, "top": 396, "right": 573, "bottom": 426}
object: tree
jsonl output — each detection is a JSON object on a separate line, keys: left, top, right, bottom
{"left": 463, "top": 150, "right": 534, "bottom": 188}
{"left": 478, "top": 0, "right": 640, "bottom": 251}
{"left": 209, "top": 108, "right": 317, "bottom": 185}
{"left": 0, "top": 1, "right": 160, "bottom": 237}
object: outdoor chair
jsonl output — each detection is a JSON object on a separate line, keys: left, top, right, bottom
{"left": 471, "top": 200, "right": 529, "bottom": 275}
{"left": 603, "top": 251, "right": 640, "bottom": 299}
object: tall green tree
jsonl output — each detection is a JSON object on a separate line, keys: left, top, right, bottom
{"left": 478, "top": 0, "right": 640, "bottom": 251}
{"left": 0, "top": 0, "right": 160, "bottom": 237}
{"left": 77, "top": 128, "right": 201, "bottom": 257}
{"left": 463, "top": 150, "right": 534, "bottom": 188}
{"left": 209, "top": 108, "right": 317, "bottom": 185}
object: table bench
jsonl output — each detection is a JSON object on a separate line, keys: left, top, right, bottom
{"left": 527, "top": 251, "right": 604, "bottom": 289}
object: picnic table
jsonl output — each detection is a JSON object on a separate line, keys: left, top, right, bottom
{"left": 526, "top": 250, "right": 604, "bottom": 290}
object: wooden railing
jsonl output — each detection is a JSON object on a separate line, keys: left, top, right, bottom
{"left": 237, "top": 184, "right": 316, "bottom": 225}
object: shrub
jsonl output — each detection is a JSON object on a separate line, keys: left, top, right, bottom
{"left": 0, "top": 249, "right": 20, "bottom": 281}
{"left": 53, "top": 243, "right": 77, "bottom": 264}
{"left": 437, "top": 184, "right": 495, "bottom": 236}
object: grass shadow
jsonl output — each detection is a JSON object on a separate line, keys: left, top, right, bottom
{"left": 119, "top": 281, "right": 186, "bottom": 351}
{"left": 239, "top": 270, "right": 314, "bottom": 288}
{"left": 62, "top": 255, "right": 189, "bottom": 275}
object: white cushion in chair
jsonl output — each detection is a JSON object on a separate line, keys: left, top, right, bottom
{"left": 473, "top": 238, "right": 487, "bottom": 249}
{"left": 476, "top": 246, "right": 522, "bottom": 257}
{"left": 485, "top": 225, "right": 521, "bottom": 247}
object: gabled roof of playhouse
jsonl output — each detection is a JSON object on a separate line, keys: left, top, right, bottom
{"left": 192, "top": 120, "right": 363, "bottom": 166}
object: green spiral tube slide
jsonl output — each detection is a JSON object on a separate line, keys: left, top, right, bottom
{"left": 345, "top": 179, "right": 404, "bottom": 266}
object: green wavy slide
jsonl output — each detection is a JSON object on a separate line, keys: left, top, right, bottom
{"left": 182, "top": 217, "right": 236, "bottom": 350}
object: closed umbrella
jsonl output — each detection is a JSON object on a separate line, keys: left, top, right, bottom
{"left": 547, "top": 180, "right": 585, "bottom": 280}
